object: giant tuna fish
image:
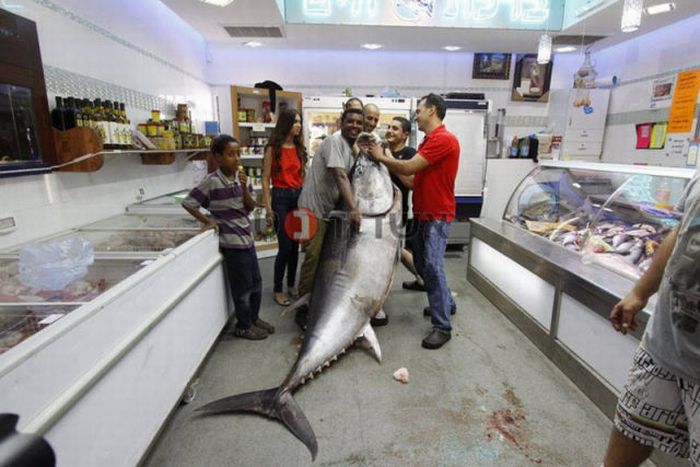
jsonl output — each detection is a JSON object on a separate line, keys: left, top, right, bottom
{"left": 197, "top": 133, "right": 401, "bottom": 461}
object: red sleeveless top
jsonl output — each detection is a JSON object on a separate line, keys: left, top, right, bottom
{"left": 271, "top": 146, "right": 303, "bottom": 189}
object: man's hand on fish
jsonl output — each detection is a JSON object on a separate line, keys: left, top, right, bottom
{"left": 367, "top": 141, "right": 385, "bottom": 162}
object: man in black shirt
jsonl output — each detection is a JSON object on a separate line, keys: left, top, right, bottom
{"left": 385, "top": 117, "right": 425, "bottom": 292}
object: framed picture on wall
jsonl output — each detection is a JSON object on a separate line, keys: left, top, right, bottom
{"left": 511, "top": 54, "right": 553, "bottom": 103}
{"left": 472, "top": 53, "right": 511, "bottom": 80}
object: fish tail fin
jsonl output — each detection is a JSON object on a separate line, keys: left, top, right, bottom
{"left": 196, "top": 388, "right": 318, "bottom": 460}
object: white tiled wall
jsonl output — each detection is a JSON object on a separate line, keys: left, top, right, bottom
{"left": 593, "top": 14, "right": 700, "bottom": 167}
{"left": 208, "top": 46, "right": 582, "bottom": 152}
{"left": 0, "top": 0, "right": 213, "bottom": 249}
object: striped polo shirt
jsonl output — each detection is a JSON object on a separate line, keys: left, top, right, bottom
{"left": 182, "top": 169, "right": 255, "bottom": 250}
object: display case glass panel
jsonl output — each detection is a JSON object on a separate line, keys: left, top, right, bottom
{"left": 139, "top": 190, "right": 189, "bottom": 207}
{"left": 0, "top": 305, "right": 79, "bottom": 354}
{"left": 504, "top": 162, "right": 694, "bottom": 279}
{"left": 80, "top": 214, "right": 201, "bottom": 230}
{"left": 71, "top": 230, "right": 198, "bottom": 254}
{"left": 0, "top": 258, "right": 145, "bottom": 304}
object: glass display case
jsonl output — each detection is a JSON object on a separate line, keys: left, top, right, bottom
{"left": 0, "top": 257, "right": 145, "bottom": 354}
{"left": 73, "top": 230, "right": 199, "bottom": 255}
{"left": 0, "top": 305, "right": 79, "bottom": 354}
{"left": 80, "top": 214, "right": 201, "bottom": 231}
{"left": 504, "top": 161, "right": 694, "bottom": 279}
{"left": 0, "top": 257, "right": 146, "bottom": 304}
{"left": 126, "top": 189, "right": 190, "bottom": 215}
{"left": 5, "top": 230, "right": 200, "bottom": 256}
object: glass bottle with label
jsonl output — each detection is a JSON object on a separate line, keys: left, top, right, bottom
{"left": 51, "top": 96, "right": 66, "bottom": 130}
{"left": 93, "top": 99, "right": 108, "bottom": 147}
{"left": 63, "top": 97, "right": 77, "bottom": 130}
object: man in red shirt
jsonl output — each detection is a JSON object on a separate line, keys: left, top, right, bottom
{"left": 368, "top": 93, "right": 459, "bottom": 349}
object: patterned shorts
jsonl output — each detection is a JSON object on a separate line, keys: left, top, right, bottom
{"left": 615, "top": 346, "right": 700, "bottom": 464}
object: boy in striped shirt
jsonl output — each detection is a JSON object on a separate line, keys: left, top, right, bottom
{"left": 183, "top": 135, "right": 274, "bottom": 340}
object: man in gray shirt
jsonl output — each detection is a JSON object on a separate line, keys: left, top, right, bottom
{"left": 295, "top": 109, "right": 364, "bottom": 329}
{"left": 604, "top": 170, "right": 700, "bottom": 466}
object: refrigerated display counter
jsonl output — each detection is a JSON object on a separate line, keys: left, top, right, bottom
{"left": 468, "top": 160, "right": 696, "bottom": 417}
{"left": 0, "top": 217, "right": 229, "bottom": 466}
{"left": 81, "top": 213, "right": 201, "bottom": 231}
{"left": 129, "top": 190, "right": 279, "bottom": 258}
{"left": 126, "top": 190, "right": 190, "bottom": 215}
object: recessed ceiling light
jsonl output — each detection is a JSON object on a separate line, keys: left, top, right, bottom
{"left": 200, "top": 0, "right": 235, "bottom": 6}
{"left": 361, "top": 43, "right": 383, "bottom": 50}
{"left": 555, "top": 46, "right": 577, "bottom": 53}
{"left": 443, "top": 46, "right": 462, "bottom": 52}
{"left": 644, "top": 2, "right": 676, "bottom": 15}
{"left": 243, "top": 41, "right": 262, "bottom": 48}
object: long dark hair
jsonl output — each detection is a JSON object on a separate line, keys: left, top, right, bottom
{"left": 267, "top": 109, "right": 307, "bottom": 177}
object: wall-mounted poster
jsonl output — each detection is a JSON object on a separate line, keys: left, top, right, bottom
{"left": 472, "top": 53, "right": 512, "bottom": 80}
{"left": 649, "top": 77, "right": 674, "bottom": 109}
{"left": 511, "top": 54, "right": 553, "bottom": 103}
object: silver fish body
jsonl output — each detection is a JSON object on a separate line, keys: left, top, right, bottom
{"left": 197, "top": 148, "right": 401, "bottom": 461}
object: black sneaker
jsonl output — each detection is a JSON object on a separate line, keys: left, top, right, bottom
{"left": 422, "top": 329, "right": 451, "bottom": 349}
{"left": 423, "top": 306, "right": 457, "bottom": 317}
{"left": 233, "top": 326, "right": 268, "bottom": 340}
{"left": 402, "top": 280, "right": 426, "bottom": 291}
{"left": 370, "top": 315, "right": 388, "bottom": 327}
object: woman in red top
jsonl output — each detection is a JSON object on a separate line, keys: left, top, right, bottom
{"left": 263, "top": 109, "right": 307, "bottom": 306}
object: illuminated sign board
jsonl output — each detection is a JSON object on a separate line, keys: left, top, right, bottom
{"left": 562, "top": 0, "right": 616, "bottom": 29}
{"left": 282, "top": 0, "right": 566, "bottom": 31}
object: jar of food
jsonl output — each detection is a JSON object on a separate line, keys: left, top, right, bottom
{"left": 151, "top": 109, "right": 161, "bottom": 123}
{"left": 147, "top": 123, "right": 158, "bottom": 137}
{"left": 247, "top": 109, "right": 256, "bottom": 123}
{"left": 238, "top": 110, "right": 248, "bottom": 122}
{"left": 138, "top": 123, "right": 148, "bottom": 135}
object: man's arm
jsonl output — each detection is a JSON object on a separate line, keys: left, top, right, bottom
{"left": 331, "top": 167, "right": 361, "bottom": 232}
{"left": 397, "top": 173, "right": 415, "bottom": 189}
{"left": 610, "top": 226, "right": 679, "bottom": 334}
{"left": 368, "top": 143, "right": 429, "bottom": 176}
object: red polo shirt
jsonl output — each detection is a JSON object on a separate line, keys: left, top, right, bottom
{"left": 413, "top": 124, "right": 460, "bottom": 222}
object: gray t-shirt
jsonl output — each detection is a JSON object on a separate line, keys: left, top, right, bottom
{"left": 644, "top": 171, "right": 700, "bottom": 382}
{"left": 298, "top": 132, "right": 355, "bottom": 219}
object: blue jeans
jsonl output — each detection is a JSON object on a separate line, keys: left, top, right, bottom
{"left": 272, "top": 187, "right": 301, "bottom": 293}
{"left": 411, "top": 220, "right": 455, "bottom": 332}
{"left": 223, "top": 247, "right": 261, "bottom": 330}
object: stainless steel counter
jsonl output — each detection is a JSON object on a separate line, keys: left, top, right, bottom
{"left": 470, "top": 218, "right": 652, "bottom": 339}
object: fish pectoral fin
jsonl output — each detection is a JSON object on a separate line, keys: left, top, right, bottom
{"left": 357, "top": 321, "right": 382, "bottom": 364}
{"left": 197, "top": 388, "right": 318, "bottom": 461}
{"left": 280, "top": 293, "right": 311, "bottom": 318}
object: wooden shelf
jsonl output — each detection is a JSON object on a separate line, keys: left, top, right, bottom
{"left": 255, "top": 240, "right": 278, "bottom": 251}
{"left": 231, "top": 85, "right": 302, "bottom": 141}
{"left": 239, "top": 123, "right": 275, "bottom": 130}
{"left": 53, "top": 128, "right": 211, "bottom": 170}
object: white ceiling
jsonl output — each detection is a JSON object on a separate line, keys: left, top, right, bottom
{"left": 160, "top": 0, "right": 700, "bottom": 53}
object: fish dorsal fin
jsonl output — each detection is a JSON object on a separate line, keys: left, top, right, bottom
{"left": 356, "top": 321, "right": 382, "bottom": 363}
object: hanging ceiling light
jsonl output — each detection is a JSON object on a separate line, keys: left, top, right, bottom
{"left": 621, "top": 0, "right": 644, "bottom": 33}
{"left": 537, "top": 33, "right": 552, "bottom": 64}
{"left": 200, "top": 0, "right": 235, "bottom": 6}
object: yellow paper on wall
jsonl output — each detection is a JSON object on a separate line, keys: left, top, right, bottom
{"left": 649, "top": 122, "right": 668, "bottom": 149}
{"left": 669, "top": 70, "right": 700, "bottom": 133}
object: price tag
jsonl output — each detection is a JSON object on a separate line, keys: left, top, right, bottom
{"left": 252, "top": 123, "right": 266, "bottom": 132}
{"left": 39, "top": 314, "right": 65, "bottom": 325}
